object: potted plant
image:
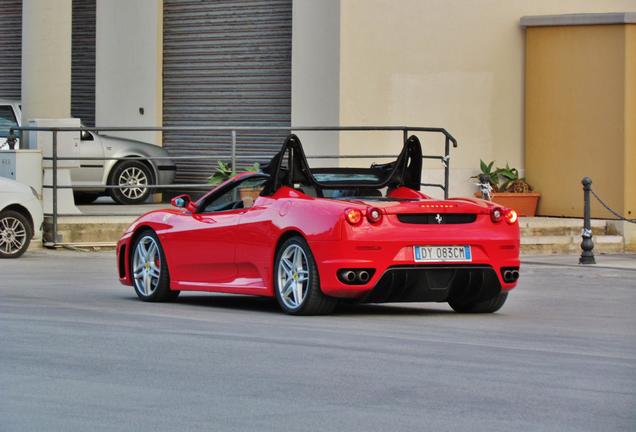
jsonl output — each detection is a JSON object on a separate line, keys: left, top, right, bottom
{"left": 473, "top": 160, "right": 541, "bottom": 216}
{"left": 208, "top": 161, "right": 236, "bottom": 185}
{"left": 208, "top": 161, "right": 263, "bottom": 202}
{"left": 237, "top": 163, "right": 263, "bottom": 202}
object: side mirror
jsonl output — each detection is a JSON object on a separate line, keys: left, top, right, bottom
{"left": 171, "top": 194, "right": 196, "bottom": 212}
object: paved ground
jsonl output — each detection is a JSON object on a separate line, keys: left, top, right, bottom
{"left": 1, "top": 250, "right": 635, "bottom": 432}
{"left": 525, "top": 253, "right": 636, "bottom": 270}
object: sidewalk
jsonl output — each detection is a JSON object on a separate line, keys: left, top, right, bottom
{"left": 522, "top": 253, "right": 636, "bottom": 271}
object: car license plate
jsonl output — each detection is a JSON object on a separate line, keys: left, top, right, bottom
{"left": 413, "top": 245, "right": 472, "bottom": 263}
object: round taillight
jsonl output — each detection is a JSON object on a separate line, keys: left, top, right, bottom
{"left": 505, "top": 209, "right": 518, "bottom": 224}
{"left": 344, "top": 208, "right": 363, "bottom": 225}
{"left": 367, "top": 207, "right": 383, "bottom": 224}
{"left": 491, "top": 207, "right": 503, "bottom": 223}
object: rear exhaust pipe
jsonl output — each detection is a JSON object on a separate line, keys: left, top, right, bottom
{"left": 357, "top": 270, "right": 370, "bottom": 283}
{"left": 342, "top": 271, "right": 356, "bottom": 283}
{"left": 503, "top": 270, "right": 513, "bottom": 283}
{"left": 502, "top": 269, "right": 519, "bottom": 283}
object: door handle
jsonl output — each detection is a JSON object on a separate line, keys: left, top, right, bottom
{"left": 193, "top": 215, "right": 216, "bottom": 224}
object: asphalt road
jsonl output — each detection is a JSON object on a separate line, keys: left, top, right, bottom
{"left": 1, "top": 251, "right": 635, "bottom": 432}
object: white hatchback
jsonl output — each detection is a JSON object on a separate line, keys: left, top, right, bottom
{"left": 0, "top": 177, "right": 43, "bottom": 258}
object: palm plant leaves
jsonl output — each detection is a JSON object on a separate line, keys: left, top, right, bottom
{"left": 473, "top": 160, "right": 532, "bottom": 193}
{"left": 208, "top": 161, "right": 261, "bottom": 185}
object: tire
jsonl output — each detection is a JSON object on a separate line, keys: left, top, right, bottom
{"left": 110, "top": 160, "right": 153, "bottom": 205}
{"left": 130, "top": 229, "right": 180, "bottom": 302}
{"left": 0, "top": 209, "right": 32, "bottom": 259}
{"left": 448, "top": 292, "right": 508, "bottom": 313}
{"left": 274, "top": 236, "right": 337, "bottom": 315}
{"left": 73, "top": 192, "right": 100, "bottom": 204}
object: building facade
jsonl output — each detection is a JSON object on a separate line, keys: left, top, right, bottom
{"left": 1, "top": 0, "right": 634, "bottom": 240}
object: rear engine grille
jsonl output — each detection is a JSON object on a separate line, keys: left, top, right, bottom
{"left": 397, "top": 213, "right": 477, "bottom": 224}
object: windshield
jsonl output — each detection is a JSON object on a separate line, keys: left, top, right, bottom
{"left": 312, "top": 173, "right": 383, "bottom": 183}
{"left": 0, "top": 105, "right": 18, "bottom": 138}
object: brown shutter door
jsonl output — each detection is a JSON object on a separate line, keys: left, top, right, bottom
{"left": 0, "top": 0, "right": 22, "bottom": 100}
{"left": 71, "top": 0, "right": 96, "bottom": 127}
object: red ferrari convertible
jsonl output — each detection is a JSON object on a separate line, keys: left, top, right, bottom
{"left": 117, "top": 133, "right": 520, "bottom": 315}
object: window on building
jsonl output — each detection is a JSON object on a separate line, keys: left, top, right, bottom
{"left": 0, "top": 105, "right": 18, "bottom": 138}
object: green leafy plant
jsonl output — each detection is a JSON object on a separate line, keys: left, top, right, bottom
{"left": 472, "top": 160, "right": 533, "bottom": 193}
{"left": 208, "top": 161, "right": 235, "bottom": 185}
{"left": 208, "top": 161, "right": 261, "bottom": 185}
{"left": 476, "top": 160, "right": 500, "bottom": 191}
{"left": 244, "top": 162, "right": 260, "bottom": 173}
{"left": 496, "top": 163, "right": 520, "bottom": 192}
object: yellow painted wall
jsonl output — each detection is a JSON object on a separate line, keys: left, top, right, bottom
{"left": 625, "top": 25, "right": 636, "bottom": 222}
{"left": 337, "top": 0, "right": 636, "bottom": 199}
{"left": 525, "top": 24, "right": 634, "bottom": 218}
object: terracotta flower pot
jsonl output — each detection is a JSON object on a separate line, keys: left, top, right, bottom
{"left": 239, "top": 187, "right": 262, "bottom": 202}
{"left": 474, "top": 192, "right": 541, "bottom": 216}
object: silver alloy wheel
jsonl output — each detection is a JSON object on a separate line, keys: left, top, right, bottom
{"left": 132, "top": 235, "right": 161, "bottom": 296}
{"left": 118, "top": 166, "right": 148, "bottom": 200}
{"left": 0, "top": 216, "right": 27, "bottom": 255}
{"left": 277, "top": 244, "right": 310, "bottom": 309}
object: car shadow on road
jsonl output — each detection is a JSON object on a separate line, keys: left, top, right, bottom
{"left": 171, "top": 294, "right": 282, "bottom": 314}
{"left": 151, "top": 294, "right": 455, "bottom": 317}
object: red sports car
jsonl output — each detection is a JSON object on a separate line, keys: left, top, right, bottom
{"left": 117, "top": 134, "right": 520, "bottom": 315}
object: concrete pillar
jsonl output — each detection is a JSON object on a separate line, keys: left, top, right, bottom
{"left": 291, "top": 0, "right": 340, "bottom": 163}
{"left": 96, "top": 0, "right": 163, "bottom": 146}
{"left": 21, "top": 0, "right": 73, "bottom": 147}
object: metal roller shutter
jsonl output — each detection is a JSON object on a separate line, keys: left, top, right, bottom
{"left": 163, "top": 0, "right": 292, "bottom": 184}
{"left": 71, "top": 0, "right": 96, "bottom": 127}
{"left": 0, "top": 0, "right": 22, "bottom": 100}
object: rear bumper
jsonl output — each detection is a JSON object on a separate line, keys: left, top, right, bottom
{"left": 309, "top": 220, "right": 520, "bottom": 300}
{"left": 359, "top": 265, "right": 502, "bottom": 304}
{"left": 18, "top": 195, "right": 44, "bottom": 241}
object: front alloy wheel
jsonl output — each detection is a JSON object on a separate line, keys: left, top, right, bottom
{"left": 274, "top": 237, "right": 337, "bottom": 315}
{"left": 0, "top": 210, "right": 32, "bottom": 259}
{"left": 131, "top": 230, "right": 179, "bottom": 301}
{"left": 110, "top": 160, "right": 153, "bottom": 205}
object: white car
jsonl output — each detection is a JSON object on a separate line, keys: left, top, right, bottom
{"left": 0, "top": 177, "right": 43, "bottom": 258}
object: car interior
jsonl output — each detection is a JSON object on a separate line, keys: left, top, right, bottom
{"left": 200, "top": 176, "right": 268, "bottom": 213}
{"left": 198, "top": 133, "right": 425, "bottom": 213}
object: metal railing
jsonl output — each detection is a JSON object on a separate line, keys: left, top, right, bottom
{"left": 7, "top": 125, "right": 458, "bottom": 247}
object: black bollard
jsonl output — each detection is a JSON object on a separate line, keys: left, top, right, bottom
{"left": 6, "top": 132, "right": 17, "bottom": 150}
{"left": 579, "top": 177, "right": 596, "bottom": 264}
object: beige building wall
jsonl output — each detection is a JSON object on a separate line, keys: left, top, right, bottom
{"left": 95, "top": 0, "right": 163, "bottom": 145}
{"left": 336, "top": 0, "right": 636, "bottom": 199}
{"left": 291, "top": 0, "right": 340, "bottom": 161}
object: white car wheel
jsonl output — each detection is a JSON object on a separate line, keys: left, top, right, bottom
{"left": 0, "top": 210, "right": 32, "bottom": 259}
